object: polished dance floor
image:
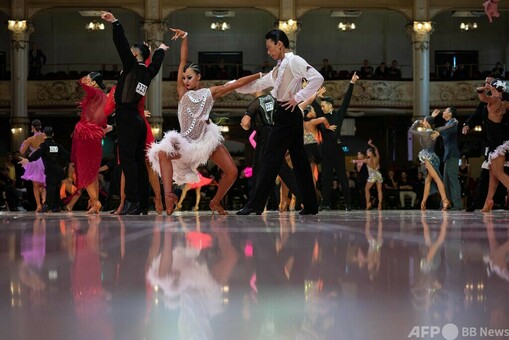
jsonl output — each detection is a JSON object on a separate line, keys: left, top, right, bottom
{"left": 1, "top": 209, "right": 508, "bottom": 340}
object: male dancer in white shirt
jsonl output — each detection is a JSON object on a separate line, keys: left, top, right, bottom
{"left": 236, "top": 29, "right": 324, "bottom": 215}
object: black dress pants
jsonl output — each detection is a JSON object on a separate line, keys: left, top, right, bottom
{"left": 247, "top": 106, "right": 316, "bottom": 212}
{"left": 320, "top": 141, "right": 351, "bottom": 208}
{"left": 250, "top": 126, "right": 301, "bottom": 203}
{"left": 116, "top": 109, "right": 149, "bottom": 209}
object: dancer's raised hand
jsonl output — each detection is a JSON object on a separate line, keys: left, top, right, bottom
{"left": 170, "top": 28, "right": 188, "bottom": 40}
{"left": 100, "top": 11, "right": 116, "bottom": 23}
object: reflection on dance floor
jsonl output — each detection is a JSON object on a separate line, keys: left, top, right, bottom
{"left": 1, "top": 210, "right": 508, "bottom": 340}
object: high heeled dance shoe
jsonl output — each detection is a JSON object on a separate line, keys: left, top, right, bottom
{"left": 481, "top": 199, "right": 494, "bottom": 213}
{"left": 421, "top": 200, "right": 427, "bottom": 211}
{"left": 441, "top": 199, "right": 451, "bottom": 211}
{"left": 164, "top": 193, "right": 178, "bottom": 216}
{"left": 154, "top": 197, "right": 163, "bottom": 215}
{"left": 87, "top": 200, "right": 102, "bottom": 215}
{"left": 210, "top": 200, "right": 228, "bottom": 215}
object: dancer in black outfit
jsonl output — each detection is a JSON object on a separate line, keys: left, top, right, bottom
{"left": 101, "top": 11, "right": 168, "bottom": 215}
{"left": 463, "top": 76, "right": 509, "bottom": 211}
{"left": 19, "top": 127, "right": 69, "bottom": 212}
{"left": 318, "top": 72, "right": 359, "bottom": 211}
{"left": 240, "top": 91, "right": 301, "bottom": 207}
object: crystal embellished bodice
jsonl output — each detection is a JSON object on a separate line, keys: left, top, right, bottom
{"left": 178, "top": 88, "right": 214, "bottom": 140}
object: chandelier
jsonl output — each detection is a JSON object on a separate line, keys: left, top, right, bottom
{"left": 460, "top": 22, "right": 478, "bottom": 31}
{"left": 277, "top": 19, "right": 300, "bottom": 34}
{"left": 412, "top": 21, "right": 433, "bottom": 34}
{"left": 211, "top": 21, "right": 230, "bottom": 31}
{"left": 338, "top": 22, "right": 356, "bottom": 31}
{"left": 7, "top": 20, "right": 27, "bottom": 34}
{"left": 86, "top": 21, "right": 105, "bottom": 31}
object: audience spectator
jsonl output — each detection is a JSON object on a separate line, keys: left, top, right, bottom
{"left": 386, "top": 60, "right": 402, "bottom": 80}
{"left": 29, "top": 43, "right": 46, "bottom": 79}
{"left": 374, "top": 62, "right": 387, "bottom": 79}
{"left": 440, "top": 62, "right": 454, "bottom": 80}
{"left": 0, "top": 166, "right": 18, "bottom": 211}
{"left": 319, "top": 58, "right": 334, "bottom": 80}
{"left": 491, "top": 62, "right": 504, "bottom": 78}
{"left": 453, "top": 64, "right": 467, "bottom": 80}
{"left": 359, "top": 59, "right": 374, "bottom": 79}
{"left": 399, "top": 170, "right": 417, "bottom": 208}
{"left": 258, "top": 60, "right": 272, "bottom": 73}
{"left": 383, "top": 169, "right": 399, "bottom": 208}
{"left": 414, "top": 171, "right": 425, "bottom": 207}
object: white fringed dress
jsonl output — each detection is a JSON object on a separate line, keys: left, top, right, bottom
{"left": 148, "top": 88, "right": 223, "bottom": 185}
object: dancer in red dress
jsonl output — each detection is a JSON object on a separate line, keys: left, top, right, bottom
{"left": 71, "top": 72, "right": 111, "bottom": 214}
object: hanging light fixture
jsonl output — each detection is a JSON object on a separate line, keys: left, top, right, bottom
{"left": 460, "top": 22, "right": 478, "bottom": 31}
{"left": 338, "top": 22, "right": 356, "bottom": 31}
{"left": 211, "top": 21, "right": 230, "bottom": 31}
{"left": 7, "top": 20, "right": 28, "bottom": 34}
{"left": 277, "top": 19, "right": 301, "bottom": 34}
{"left": 86, "top": 21, "right": 105, "bottom": 31}
{"left": 412, "top": 21, "right": 433, "bottom": 34}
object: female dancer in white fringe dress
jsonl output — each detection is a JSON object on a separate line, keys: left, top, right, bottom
{"left": 148, "top": 28, "right": 262, "bottom": 215}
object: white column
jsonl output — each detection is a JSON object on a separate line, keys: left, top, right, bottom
{"left": 9, "top": 22, "right": 32, "bottom": 150}
{"left": 143, "top": 20, "right": 168, "bottom": 140}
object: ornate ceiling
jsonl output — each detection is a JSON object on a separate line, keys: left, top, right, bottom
{"left": 3, "top": 0, "right": 509, "bottom": 21}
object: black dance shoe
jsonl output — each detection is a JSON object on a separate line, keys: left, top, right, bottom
{"left": 318, "top": 205, "right": 331, "bottom": 211}
{"left": 119, "top": 201, "right": 140, "bottom": 215}
{"left": 299, "top": 208, "right": 318, "bottom": 215}
{"left": 236, "top": 206, "right": 262, "bottom": 215}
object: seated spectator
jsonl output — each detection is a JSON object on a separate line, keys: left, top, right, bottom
{"left": 453, "top": 64, "right": 468, "bottom": 80}
{"left": 386, "top": 60, "right": 402, "bottom": 80}
{"left": 0, "top": 166, "right": 18, "bottom": 211}
{"left": 440, "top": 62, "right": 454, "bottom": 80}
{"left": 359, "top": 59, "right": 374, "bottom": 79}
{"left": 374, "top": 62, "right": 387, "bottom": 79}
{"left": 320, "top": 58, "right": 334, "bottom": 80}
{"left": 491, "top": 62, "right": 504, "bottom": 78}
{"left": 414, "top": 171, "right": 425, "bottom": 207}
{"left": 258, "top": 60, "right": 272, "bottom": 73}
{"left": 383, "top": 169, "right": 399, "bottom": 208}
{"left": 399, "top": 170, "right": 417, "bottom": 208}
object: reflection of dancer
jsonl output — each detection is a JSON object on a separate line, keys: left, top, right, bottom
{"left": 352, "top": 139, "right": 383, "bottom": 210}
{"left": 71, "top": 72, "right": 111, "bottom": 214}
{"left": 70, "top": 217, "right": 113, "bottom": 340}
{"left": 409, "top": 117, "right": 450, "bottom": 211}
{"left": 147, "top": 219, "right": 237, "bottom": 339}
{"left": 484, "top": 215, "right": 509, "bottom": 282}
{"left": 19, "top": 119, "right": 46, "bottom": 212}
{"left": 411, "top": 215, "right": 448, "bottom": 312}
{"left": 148, "top": 28, "right": 261, "bottom": 215}
{"left": 19, "top": 217, "right": 46, "bottom": 294}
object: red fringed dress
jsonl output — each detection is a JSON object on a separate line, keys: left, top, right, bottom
{"left": 71, "top": 80, "right": 107, "bottom": 189}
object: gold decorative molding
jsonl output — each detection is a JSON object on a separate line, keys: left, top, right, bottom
{"left": 0, "top": 80, "right": 483, "bottom": 115}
